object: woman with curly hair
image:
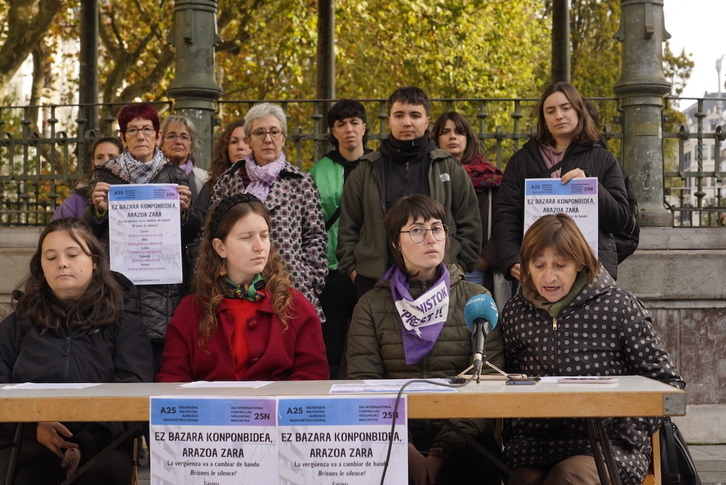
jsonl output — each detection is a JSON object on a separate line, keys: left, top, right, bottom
{"left": 156, "top": 193, "right": 329, "bottom": 382}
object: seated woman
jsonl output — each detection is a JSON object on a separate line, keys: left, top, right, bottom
{"left": 156, "top": 193, "right": 329, "bottom": 382}
{"left": 501, "top": 213, "right": 685, "bottom": 485}
{"left": 346, "top": 194, "right": 502, "bottom": 485}
{"left": 0, "top": 218, "right": 152, "bottom": 485}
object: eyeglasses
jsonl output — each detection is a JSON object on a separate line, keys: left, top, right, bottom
{"left": 250, "top": 128, "right": 284, "bottom": 140}
{"left": 164, "top": 133, "right": 191, "bottom": 142}
{"left": 126, "top": 127, "right": 156, "bottom": 137}
{"left": 400, "top": 224, "right": 448, "bottom": 243}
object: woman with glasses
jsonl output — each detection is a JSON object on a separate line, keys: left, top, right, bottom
{"left": 160, "top": 115, "right": 209, "bottom": 201}
{"left": 346, "top": 194, "right": 503, "bottom": 485}
{"left": 211, "top": 103, "right": 327, "bottom": 323}
{"left": 84, "top": 103, "right": 201, "bottom": 370}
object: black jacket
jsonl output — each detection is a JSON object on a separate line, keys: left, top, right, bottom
{"left": 493, "top": 138, "right": 630, "bottom": 279}
{"left": 83, "top": 155, "right": 201, "bottom": 340}
{"left": 0, "top": 273, "right": 153, "bottom": 466}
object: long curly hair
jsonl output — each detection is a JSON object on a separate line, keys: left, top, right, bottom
{"left": 193, "top": 193, "right": 294, "bottom": 342}
{"left": 14, "top": 218, "right": 124, "bottom": 333}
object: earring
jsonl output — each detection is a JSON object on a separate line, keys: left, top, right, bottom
{"left": 219, "top": 258, "right": 227, "bottom": 277}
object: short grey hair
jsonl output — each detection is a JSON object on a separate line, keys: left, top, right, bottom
{"left": 160, "top": 114, "right": 199, "bottom": 161}
{"left": 243, "top": 103, "right": 287, "bottom": 137}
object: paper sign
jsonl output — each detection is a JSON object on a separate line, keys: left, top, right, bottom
{"left": 524, "top": 177, "right": 599, "bottom": 256}
{"left": 108, "top": 184, "right": 182, "bottom": 285}
{"left": 277, "top": 396, "right": 408, "bottom": 484}
{"left": 150, "top": 397, "right": 278, "bottom": 484}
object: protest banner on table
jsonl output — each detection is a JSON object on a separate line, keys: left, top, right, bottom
{"left": 108, "top": 183, "right": 182, "bottom": 285}
{"left": 524, "top": 177, "right": 599, "bottom": 255}
{"left": 277, "top": 395, "right": 408, "bottom": 484}
{"left": 150, "top": 397, "right": 278, "bottom": 484}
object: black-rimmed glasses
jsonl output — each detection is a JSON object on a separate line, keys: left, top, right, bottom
{"left": 400, "top": 224, "right": 448, "bottom": 243}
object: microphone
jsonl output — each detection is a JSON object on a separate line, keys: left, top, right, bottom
{"left": 463, "top": 294, "right": 499, "bottom": 381}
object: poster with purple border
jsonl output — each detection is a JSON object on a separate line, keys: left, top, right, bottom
{"left": 108, "top": 183, "right": 182, "bottom": 285}
{"left": 278, "top": 395, "right": 408, "bottom": 484}
{"left": 150, "top": 396, "right": 278, "bottom": 484}
{"left": 524, "top": 177, "right": 599, "bottom": 256}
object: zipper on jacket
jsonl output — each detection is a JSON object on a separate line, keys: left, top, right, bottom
{"left": 552, "top": 317, "right": 559, "bottom": 369}
{"left": 62, "top": 337, "right": 71, "bottom": 357}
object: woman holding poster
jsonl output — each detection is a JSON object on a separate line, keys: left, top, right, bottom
{"left": 156, "top": 193, "right": 329, "bottom": 382}
{"left": 0, "top": 218, "right": 152, "bottom": 484}
{"left": 346, "top": 194, "right": 502, "bottom": 485}
{"left": 501, "top": 213, "right": 684, "bottom": 485}
{"left": 84, "top": 103, "right": 201, "bottom": 370}
{"left": 493, "top": 82, "right": 630, "bottom": 281}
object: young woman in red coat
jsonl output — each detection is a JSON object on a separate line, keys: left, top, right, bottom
{"left": 156, "top": 193, "right": 329, "bottom": 382}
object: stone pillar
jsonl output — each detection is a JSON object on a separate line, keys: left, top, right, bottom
{"left": 614, "top": 0, "right": 672, "bottom": 226}
{"left": 166, "top": 0, "right": 223, "bottom": 170}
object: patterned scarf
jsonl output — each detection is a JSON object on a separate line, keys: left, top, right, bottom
{"left": 223, "top": 274, "right": 266, "bottom": 301}
{"left": 464, "top": 153, "right": 503, "bottom": 193}
{"left": 385, "top": 263, "right": 450, "bottom": 365}
{"left": 245, "top": 152, "right": 286, "bottom": 202}
{"left": 120, "top": 148, "right": 166, "bottom": 184}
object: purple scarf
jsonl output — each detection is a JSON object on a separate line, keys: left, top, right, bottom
{"left": 245, "top": 152, "right": 286, "bottom": 202}
{"left": 385, "top": 264, "right": 451, "bottom": 365}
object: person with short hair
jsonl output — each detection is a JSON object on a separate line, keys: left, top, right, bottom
{"left": 337, "top": 87, "right": 482, "bottom": 298}
{"left": 84, "top": 102, "right": 201, "bottom": 369}
{"left": 52, "top": 137, "right": 123, "bottom": 220}
{"left": 493, "top": 82, "right": 631, "bottom": 282}
{"left": 156, "top": 194, "right": 329, "bottom": 382}
{"left": 0, "top": 218, "right": 152, "bottom": 484}
{"left": 310, "top": 99, "right": 371, "bottom": 378}
{"left": 501, "top": 213, "right": 684, "bottom": 485}
{"left": 346, "top": 194, "right": 502, "bottom": 485}
{"left": 211, "top": 103, "right": 328, "bottom": 323}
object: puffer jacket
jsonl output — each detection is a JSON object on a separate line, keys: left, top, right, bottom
{"left": 337, "top": 149, "right": 482, "bottom": 281}
{"left": 493, "top": 138, "right": 630, "bottom": 279}
{"left": 346, "top": 264, "right": 504, "bottom": 457}
{"left": 0, "top": 273, "right": 153, "bottom": 466}
{"left": 84, "top": 152, "right": 200, "bottom": 340}
{"left": 501, "top": 269, "right": 685, "bottom": 485}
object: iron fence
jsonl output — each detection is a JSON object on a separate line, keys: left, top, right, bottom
{"left": 0, "top": 97, "right": 723, "bottom": 226}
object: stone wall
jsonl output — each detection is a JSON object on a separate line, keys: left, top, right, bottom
{"left": 1, "top": 226, "right": 724, "bottom": 442}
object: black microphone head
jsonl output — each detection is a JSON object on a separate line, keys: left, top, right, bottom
{"left": 463, "top": 293, "right": 499, "bottom": 332}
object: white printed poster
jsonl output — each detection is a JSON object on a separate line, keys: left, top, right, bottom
{"left": 277, "top": 396, "right": 408, "bottom": 485}
{"left": 524, "top": 177, "right": 599, "bottom": 256}
{"left": 150, "top": 397, "right": 278, "bottom": 485}
{"left": 108, "top": 184, "right": 182, "bottom": 285}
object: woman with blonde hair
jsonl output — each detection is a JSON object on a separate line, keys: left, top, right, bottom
{"left": 156, "top": 193, "right": 328, "bottom": 382}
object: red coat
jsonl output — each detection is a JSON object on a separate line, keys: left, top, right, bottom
{"left": 156, "top": 290, "right": 329, "bottom": 382}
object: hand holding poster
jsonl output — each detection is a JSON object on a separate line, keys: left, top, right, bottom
{"left": 108, "top": 184, "right": 183, "bottom": 285}
{"left": 524, "top": 177, "right": 599, "bottom": 256}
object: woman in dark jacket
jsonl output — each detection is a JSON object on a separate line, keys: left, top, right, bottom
{"left": 346, "top": 194, "right": 502, "bottom": 485}
{"left": 0, "top": 218, "right": 152, "bottom": 485}
{"left": 84, "top": 103, "right": 200, "bottom": 369}
{"left": 493, "top": 82, "right": 631, "bottom": 281}
{"left": 501, "top": 214, "right": 684, "bottom": 485}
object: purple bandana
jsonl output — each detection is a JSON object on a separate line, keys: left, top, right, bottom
{"left": 385, "top": 264, "right": 451, "bottom": 365}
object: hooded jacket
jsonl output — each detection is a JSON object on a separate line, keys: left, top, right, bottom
{"left": 337, "top": 147, "right": 482, "bottom": 281}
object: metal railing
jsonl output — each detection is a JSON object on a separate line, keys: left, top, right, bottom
{"left": 0, "top": 97, "right": 723, "bottom": 226}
